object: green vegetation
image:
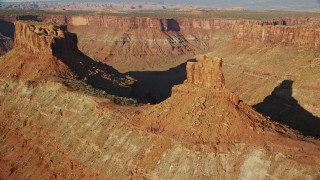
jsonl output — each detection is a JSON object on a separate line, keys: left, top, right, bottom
{"left": 1, "top": 9, "right": 320, "bottom": 20}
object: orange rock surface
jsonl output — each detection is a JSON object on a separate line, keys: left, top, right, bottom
{"left": 0, "top": 21, "right": 134, "bottom": 97}
{"left": 233, "top": 24, "right": 320, "bottom": 51}
{"left": 0, "top": 14, "right": 319, "bottom": 179}
{"left": 1, "top": 54, "right": 320, "bottom": 179}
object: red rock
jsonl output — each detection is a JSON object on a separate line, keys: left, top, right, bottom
{"left": 14, "top": 21, "right": 77, "bottom": 55}
{"left": 233, "top": 24, "right": 320, "bottom": 50}
{"left": 186, "top": 55, "right": 225, "bottom": 89}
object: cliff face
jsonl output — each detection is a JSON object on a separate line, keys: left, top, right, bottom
{"left": 0, "top": 21, "right": 75, "bottom": 79}
{"left": 14, "top": 21, "right": 77, "bottom": 55}
{"left": 1, "top": 15, "right": 320, "bottom": 70}
{"left": 278, "top": 17, "right": 320, "bottom": 26}
{"left": 0, "top": 21, "right": 134, "bottom": 97}
{"left": 68, "top": 16, "right": 238, "bottom": 30}
{"left": 67, "top": 15, "right": 283, "bottom": 30}
{"left": 66, "top": 15, "right": 282, "bottom": 71}
{"left": 233, "top": 24, "right": 320, "bottom": 50}
{"left": 0, "top": 15, "right": 287, "bottom": 71}
{"left": 67, "top": 16, "right": 234, "bottom": 71}
{"left": 186, "top": 55, "right": 225, "bottom": 88}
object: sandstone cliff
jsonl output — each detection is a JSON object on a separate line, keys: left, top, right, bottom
{"left": 0, "top": 21, "right": 134, "bottom": 97}
{"left": 0, "top": 21, "right": 75, "bottom": 79}
{"left": 66, "top": 15, "right": 282, "bottom": 71}
{"left": 186, "top": 55, "right": 225, "bottom": 88}
{"left": 277, "top": 17, "right": 320, "bottom": 26}
{"left": 14, "top": 21, "right": 77, "bottom": 55}
{"left": 233, "top": 24, "right": 320, "bottom": 51}
{"left": 0, "top": 15, "right": 289, "bottom": 71}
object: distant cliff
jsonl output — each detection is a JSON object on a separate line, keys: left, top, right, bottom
{"left": 233, "top": 24, "right": 320, "bottom": 50}
{"left": 67, "top": 15, "right": 282, "bottom": 30}
{"left": 65, "top": 15, "right": 283, "bottom": 71}
{"left": 1, "top": 15, "right": 320, "bottom": 71}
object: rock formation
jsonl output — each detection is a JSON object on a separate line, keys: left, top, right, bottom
{"left": 277, "top": 17, "right": 320, "bottom": 26}
{"left": 233, "top": 24, "right": 320, "bottom": 51}
{"left": 0, "top": 54, "right": 320, "bottom": 179}
{"left": 14, "top": 21, "right": 77, "bottom": 55}
{"left": 136, "top": 55, "right": 292, "bottom": 143}
{"left": 0, "top": 14, "right": 320, "bottom": 179}
{"left": 0, "top": 21, "right": 134, "bottom": 97}
{"left": 66, "top": 15, "right": 283, "bottom": 71}
{"left": 0, "top": 15, "right": 305, "bottom": 72}
{"left": 130, "top": 55, "right": 320, "bottom": 178}
{"left": 186, "top": 55, "right": 225, "bottom": 88}
{"left": 0, "top": 21, "right": 75, "bottom": 80}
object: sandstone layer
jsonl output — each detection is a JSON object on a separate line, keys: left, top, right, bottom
{"left": 66, "top": 15, "right": 285, "bottom": 71}
{"left": 233, "top": 24, "right": 320, "bottom": 51}
{"left": 1, "top": 55, "right": 320, "bottom": 179}
{"left": 14, "top": 21, "right": 77, "bottom": 55}
{"left": 0, "top": 21, "right": 134, "bottom": 97}
{"left": 1, "top": 15, "right": 319, "bottom": 71}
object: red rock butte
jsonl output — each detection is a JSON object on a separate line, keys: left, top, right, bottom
{"left": 14, "top": 21, "right": 78, "bottom": 55}
{"left": 186, "top": 55, "right": 225, "bottom": 89}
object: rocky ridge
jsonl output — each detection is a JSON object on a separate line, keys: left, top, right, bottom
{"left": 1, "top": 15, "right": 319, "bottom": 71}
{"left": 0, "top": 21, "right": 134, "bottom": 98}
{"left": 66, "top": 15, "right": 285, "bottom": 71}
{"left": 14, "top": 21, "right": 77, "bottom": 55}
{"left": 233, "top": 24, "right": 320, "bottom": 51}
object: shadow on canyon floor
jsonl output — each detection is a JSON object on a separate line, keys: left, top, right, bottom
{"left": 254, "top": 80, "right": 320, "bottom": 138}
{"left": 53, "top": 46, "right": 133, "bottom": 99}
{"left": 126, "top": 59, "right": 197, "bottom": 104}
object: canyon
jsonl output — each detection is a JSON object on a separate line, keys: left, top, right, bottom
{"left": 0, "top": 10, "right": 320, "bottom": 179}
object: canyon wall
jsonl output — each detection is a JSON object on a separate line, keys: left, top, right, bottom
{"left": 278, "top": 17, "right": 320, "bottom": 26}
{"left": 0, "top": 21, "right": 134, "bottom": 98}
{"left": 233, "top": 24, "right": 320, "bottom": 51}
{"left": 1, "top": 14, "right": 313, "bottom": 71}
{"left": 14, "top": 21, "right": 78, "bottom": 55}
{"left": 67, "top": 15, "right": 279, "bottom": 30}
{"left": 66, "top": 16, "right": 237, "bottom": 71}
{"left": 66, "top": 15, "right": 286, "bottom": 72}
